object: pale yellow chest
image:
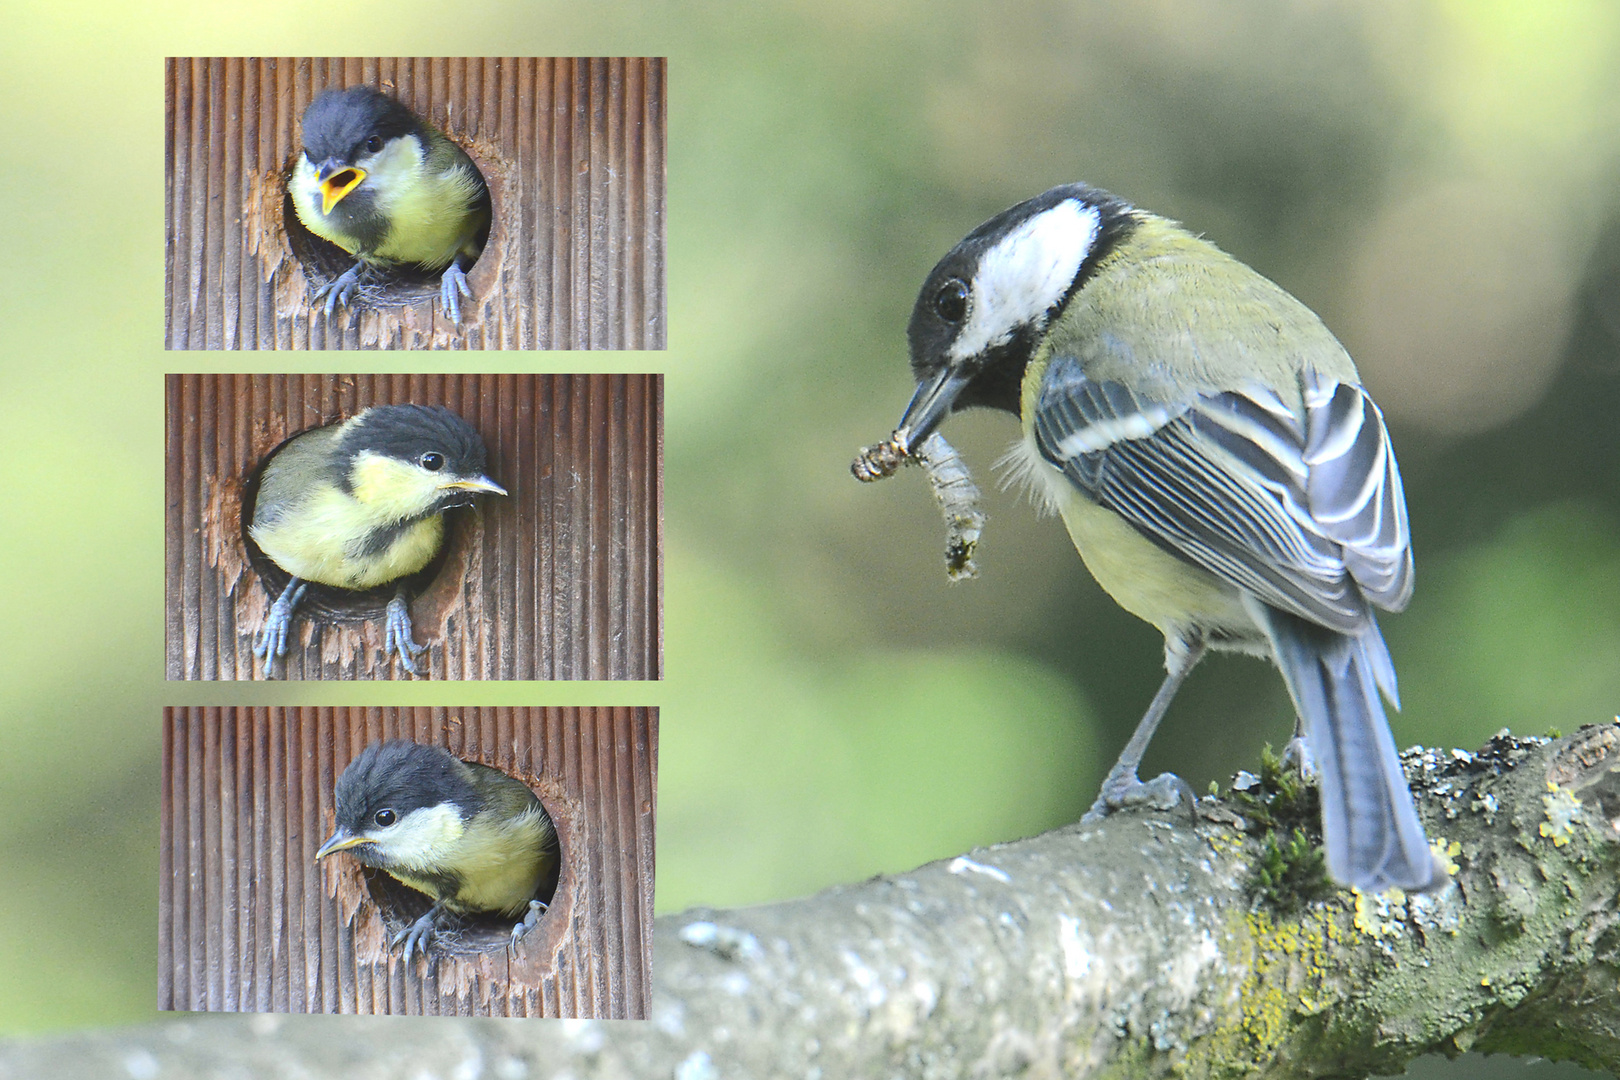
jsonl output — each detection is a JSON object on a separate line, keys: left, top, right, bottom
{"left": 288, "top": 137, "right": 483, "bottom": 270}
{"left": 369, "top": 160, "right": 484, "bottom": 269}
{"left": 384, "top": 804, "right": 551, "bottom": 918}
{"left": 250, "top": 487, "right": 444, "bottom": 591}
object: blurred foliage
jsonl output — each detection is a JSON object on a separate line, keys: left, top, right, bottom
{"left": 0, "top": 10, "right": 1616, "bottom": 1079}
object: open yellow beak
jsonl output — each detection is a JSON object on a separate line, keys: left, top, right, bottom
{"left": 314, "top": 828, "right": 368, "bottom": 861}
{"left": 441, "top": 475, "right": 508, "bottom": 497}
{"left": 319, "top": 167, "right": 367, "bottom": 214}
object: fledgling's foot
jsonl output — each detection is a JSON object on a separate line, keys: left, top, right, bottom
{"left": 313, "top": 263, "right": 365, "bottom": 318}
{"left": 391, "top": 905, "right": 446, "bottom": 967}
{"left": 384, "top": 595, "right": 428, "bottom": 675}
{"left": 1081, "top": 769, "right": 1196, "bottom": 824}
{"left": 252, "top": 580, "right": 308, "bottom": 678}
{"left": 509, "top": 899, "right": 548, "bottom": 950}
{"left": 440, "top": 262, "right": 473, "bottom": 324}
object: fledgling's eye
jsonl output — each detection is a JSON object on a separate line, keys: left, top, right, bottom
{"left": 373, "top": 808, "right": 397, "bottom": 827}
{"left": 364, "top": 135, "right": 384, "bottom": 154}
{"left": 934, "top": 279, "right": 969, "bottom": 324}
{"left": 419, "top": 452, "right": 445, "bottom": 471}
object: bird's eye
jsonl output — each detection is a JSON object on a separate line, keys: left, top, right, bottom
{"left": 934, "top": 279, "right": 969, "bottom": 324}
{"left": 419, "top": 451, "right": 445, "bottom": 471}
{"left": 364, "top": 135, "right": 384, "bottom": 154}
{"left": 373, "top": 809, "right": 396, "bottom": 827}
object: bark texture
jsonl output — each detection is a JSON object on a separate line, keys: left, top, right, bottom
{"left": 3, "top": 723, "right": 1618, "bottom": 1079}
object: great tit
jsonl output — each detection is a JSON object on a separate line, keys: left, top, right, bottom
{"left": 315, "top": 740, "right": 560, "bottom": 965}
{"left": 248, "top": 404, "right": 506, "bottom": 677}
{"left": 879, "top": 182, "right": 1439, "bottom": 893}
{"left": 290, "top": 86, "right": 490, "bottom": 324}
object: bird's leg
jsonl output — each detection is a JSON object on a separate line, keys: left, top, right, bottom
{"left": 252, "top": 578, "right": 308, "bottom": 678}
{"left": 312, "top": 260, "right": 366, "bottom": 318}
{"left": 384, "top": 584, "right": 429, "bottom": 675}
{"left": 1082, "top": 634, "right": 1208, "bottom": 823}
{"left": 439, "top": 256, "right": 474, "bottom": 324}
{"left": 391, "top": 902, "right": 449, "bottom": 967}
{"left": 509, "top": 899, "right": 548, "bottom": 951}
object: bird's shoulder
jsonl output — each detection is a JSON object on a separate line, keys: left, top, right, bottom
{"left": 1048, "top": 214, "right": 1356, "bottom": 399}
{"left": 421, "top": 126, "right": 487, "bottom": 191}
{"left": 254, "top": 426, "right": 350, "bottom": 519}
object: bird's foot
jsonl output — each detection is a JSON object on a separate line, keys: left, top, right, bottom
{"left": 384, "top": 595, "right": 429, "bottom": 675}
{"left": 1280, "top": 735, "right": 1317, "bottom": 779}
{"left": 439, "top": 262, "right": 473, "bottom": 324}
{"left": 391, "top": 905, "right": 450, "bottom": 967}
{"left": 313, "top": 263, "right": 365, "bottom": 318}
{"left": 509, "top": 899, "right": 548, "bottom": 951}
{"left": 252, "top": 580, "right": 307, "bottom": 678}
{"left": 1081, "top": 768, "right": 1195, "bottom": 824}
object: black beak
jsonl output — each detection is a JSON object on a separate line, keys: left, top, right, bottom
{"left": 893, "top": 366, "right": 971, "bottom": 455}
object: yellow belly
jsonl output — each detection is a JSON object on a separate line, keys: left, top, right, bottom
{"left": 251, "top": 494, "right": 443, "bottom": 591}
{"left": 1052, "top": 483, "right": 1253, "bottom": 636}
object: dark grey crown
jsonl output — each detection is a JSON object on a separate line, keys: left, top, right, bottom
{"left": 335, "top": 404, "right": 489, "bottom": 480}
{"left": 333, "top": 740, "right": 478, "bottom": 833}
{"left": 301, "top": 86, "right": 423, "bottom": 164}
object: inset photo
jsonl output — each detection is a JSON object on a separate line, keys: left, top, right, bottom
{"left": 159, "top": 706, "right": 656, "bottom": 1017}
{"left": 165, "top": 57, "right": 665, "bottom": 349}
{"left": 165, "top": 373, "right": 662, "bottom": 680}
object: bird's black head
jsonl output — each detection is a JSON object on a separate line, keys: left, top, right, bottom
{"left": 335, "top": 404, "right": 501, "bottom": 512}
{"left": 324, "top": 740, "right": 480, "bottom": 867}
{"left": 300, "top": 86, "right": 424, "bottom": 167}
{"left": 896, "top": 183, "right": 1137, "bottom": 450}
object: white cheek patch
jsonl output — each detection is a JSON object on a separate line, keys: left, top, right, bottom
{"left": 358, "top": 135, "right": 426, "bottom": 214}
{"left": 371, "top": 803, "right": 465, "bottom": 869}
{"left": 290, "top": 154, "right": 322, "bottom": 205}
{"left": 949, "top": 199, "right": 1100, "bottom": 361}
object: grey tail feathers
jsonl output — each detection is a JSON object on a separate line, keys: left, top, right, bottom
{"left": 1256, "top": 604, "right": 1439, "bottom": 893}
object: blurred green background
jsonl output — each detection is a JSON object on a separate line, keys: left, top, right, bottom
{"left": 3, "top": 1, "right": 1618, "bottom": 1075}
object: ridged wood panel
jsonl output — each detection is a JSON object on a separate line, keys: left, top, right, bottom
{"left": 159, "top": 706, "right": 657, "bottom": 1017}
{"left": 164, "top": 57, "right": 666, "bottom": 350}
{"left": 164, "top": 373, "right": 662, "bottom": 680}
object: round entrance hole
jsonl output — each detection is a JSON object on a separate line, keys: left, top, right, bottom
{"left": 238, "top": 424, "right": 471, "bottom": 626}
{"left": 357, "top": 773, "right": 563, "bottom": 961}
{"left": 280, "top": 143, "right": 492, "bottom": 319}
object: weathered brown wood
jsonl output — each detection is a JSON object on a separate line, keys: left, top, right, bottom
{"left": 158, "top": 706, "right": 657, "bottom": 1018}
{"left": 165, "top": 57, "right": 666, "bottom": 349}
{"left": 164, "top": 373, "right": 663, "bottom": 680}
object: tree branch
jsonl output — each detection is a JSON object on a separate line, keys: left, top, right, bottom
{"left": 5, "top": 724, "right": 1618, "bottom": 1079}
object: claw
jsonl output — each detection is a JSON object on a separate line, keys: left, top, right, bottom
{"left": 1280, "top": 735, "right": 1317, "bottom": 778}
{"left": 439, "top": 262, "right": 473, "bottom": 324}
{"left": 509, "top": 899, "right": 547, "bottom": 951}
{"left": 312, "top": 263, "right": 365, "bottom": 318}
{"left": 1081, "top": 769, "right": 1196, "bottom": 824}
{"left": 252, "top": 579, "right": 307, "bottom": 678}
{"left": 384, "top": 594, "right": 428, "bottom": 675}
{"left": 391, "top": 906, "right": 443, "bottom": 968}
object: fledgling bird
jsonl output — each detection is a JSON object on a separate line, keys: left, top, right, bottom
{"left": 289, "top": 85, "right": 490, "bottom": 323}
{"left": 249, "top": 403, "right": 506, "bottom": 677}
{"left": 315, "top": 740, "right": 560, "bottom": 965}
{"left": 879, "top": 182, "right": 1441, "bottom": 893}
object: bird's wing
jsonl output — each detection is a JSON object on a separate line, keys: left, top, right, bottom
{"left": 1033, "top": 353, "right": 1412, "bottom": 634}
